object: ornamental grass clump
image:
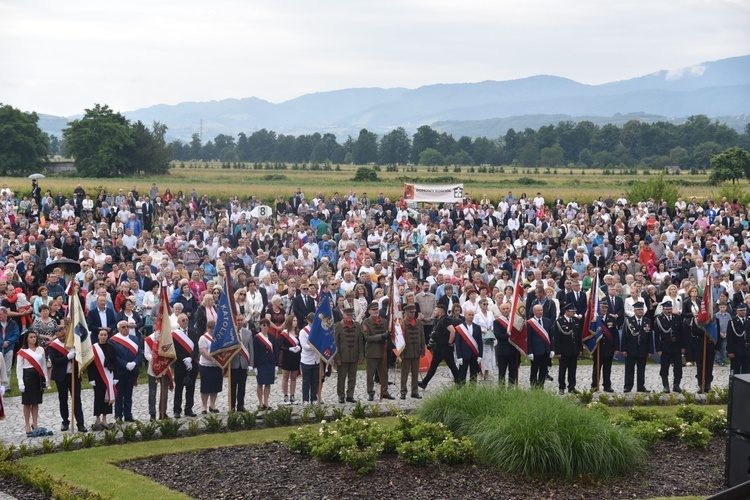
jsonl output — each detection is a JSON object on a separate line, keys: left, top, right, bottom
{"left": 417, "top": 385, "right": 646, "bottom": 479}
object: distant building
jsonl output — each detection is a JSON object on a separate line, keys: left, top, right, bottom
{"left": 665, "top": 165, "right": 681, "bottom": 173}
{"left": 47, "top": 160, "right": 76, "bottom": 175}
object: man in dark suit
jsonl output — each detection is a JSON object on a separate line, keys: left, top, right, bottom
{"left": 141, "top": 197, "right": 154, "bottom": 232}
{"left": 526, "top": 304, "right": 555, "bottom": 388}
{"left": 654, "top": 301, "right": 684, "bottom": 393}
{"left": 604, "top": 285, "right": 625, "bottom": 330}
{"left": 591, "top": 301, "right": 620, "bottom": 392}
{"left": 454, "top": 308, "right": 483, "bottom": 384}
{"left": 437, "top": 284, "right": 458, "bottom": 313}
{"left": 733, "top": 281, "right": 749, "bottom": 308}
{"left": 727, "top": 303, "right": 750, "bottom": 375}
{"left": 86, "top": 295, "right": 117, "bottom": 336}
{"left": 526, "top": 282, "right": 556, "bottom": 321}
{"left": 622, "top": 302, "right": 653, "bottom": 393}
{"left": 494, "top": 302, "right": 520, "bottom": 386}
{"left": 171, "top": 314, "right": 199, "bottom": 418}
{"left": 47, "top": 327, "right": 86, "bottom": 432}
{"left": 293, "top": 281, "right": 317, "bottom": 328}
{"left": 554, "top": 303, "right": 582, "bottom": 395}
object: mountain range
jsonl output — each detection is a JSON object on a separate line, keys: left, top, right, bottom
{"left": 37, "top": 55, "right": 750, "bottom": 142}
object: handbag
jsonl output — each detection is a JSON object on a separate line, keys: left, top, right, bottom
{"left": 482, "top": 331, "right": 496, "bottom": 345}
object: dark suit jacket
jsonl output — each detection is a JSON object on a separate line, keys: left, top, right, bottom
{"left": 86, "top": 307, "right": 117, "bottom": 335}
{"left": 455, "top": 323, "right": 483, "bottom": 361}
{"left": 565, "top": 290, "right": 587, "bottom": 316}
{"left": 526, "top": 316, "right": 554, "bottom": 355}
{"left": 437, "top": 294, "right": 458, "bottom": 313}
{"left": 604, "top": 293, "right": 625, "bottom": 328}
{"left": 48, "top": 340, "right": 79, "bottom": 382}
{"left": 293, "top": 293, "right": 316, "bottom": 327}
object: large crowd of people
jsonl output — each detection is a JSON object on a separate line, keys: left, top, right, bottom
{"left": 0, "top": 179, "right": 749, "bottom": 435}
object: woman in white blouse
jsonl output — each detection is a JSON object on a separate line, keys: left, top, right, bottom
{"left": 473, "top": 299, "right": 496, "bottom": 380}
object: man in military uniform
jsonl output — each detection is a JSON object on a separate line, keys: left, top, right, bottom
{"left": 362, "top": 302, "right": 394, "bottom": 401}
{"left": 622, "top": 302, "right": 653, "bottom": 393}
{"left": 590, "top": 301, "right": 620, "bottom": 392}
{"left": 654, "top": 301, "right": 684, "bottom": 393}
{"left": 554, "top": 303, "right": 582, "bottom": 395}
{"left": 333, "top": 307, "right": 363, "bottom": 403}
{"left": 418, "top": 303, "right": 459, "bottom": 390}
{"left": 454, "top": 308, "right": 483, "bottom": 384}
{"left": 727, "top": 303, "right": 750, "bottom": 375}
{"left": 494, "top": 302, "right": 520, "bottom": 386}
{"left": 400, "top": 304, "right": 425, "bottom": 399}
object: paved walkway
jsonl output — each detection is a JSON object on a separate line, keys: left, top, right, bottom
{"left": 0, "top": 362, "right": 731, "bottom": 448}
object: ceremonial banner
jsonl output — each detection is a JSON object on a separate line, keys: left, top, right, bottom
{"left": 508, "top": 262, "right": 529, "bottom": 356}
{"left": 151, "top": 281, "right": 176, "bottom": 378}
{"left": 309, "top": 284, "right": 337, "bottom": 364}
{"left": 403, "top": 183, "right": 464, "bottom": 203}
{"left": 210, "top": 263, "right": 241, "bottom": 369}
{"left": 697, "top": 288, "right": 718, "bottom": 344}
{"left": 64, "top": 291, "right": 94, "bottom": 372}
{"left": 583, "top": 274, "right": 602, "bottom": 352}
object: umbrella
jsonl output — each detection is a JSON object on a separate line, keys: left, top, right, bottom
{"left": 39, "top": 258, "right": 81, "bottom": 281}
{"left": 28, "top": 173, "right": 46, "bottom": 180}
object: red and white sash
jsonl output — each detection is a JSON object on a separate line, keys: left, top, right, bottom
{"left": 455, "top": 324, "right": 479, "bottom": 358}
{"left": 92, "top": 343, "right": 115, "bottom": 401}
{"left": 172, "top": 329, "right": 195, "bottom": 355}
{"left": 527, "top": 317, "right": 551, "bottom": 347}
{"left": 495, "top": 316, "right": 509, "bottom": 330}
{"left": 256, "top": 333, "right": 274, "bottom": 354}
{"left": 48, "top": 339, "right": 71, "bottom": 358}
{"left": 18, "top": 349, "right": 46, "bottom": 379}
{"left": 111, "top": 334, "right": 139, "bottom": 356}
{"left": 280, "top": 330, "right": 298, "bottom": 348}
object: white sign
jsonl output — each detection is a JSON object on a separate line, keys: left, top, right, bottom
{"left": 403, "top": 183, "right": 464, "bottom": 203}
{"left": 250, "top": 205, "right": 273, "bottom": 219}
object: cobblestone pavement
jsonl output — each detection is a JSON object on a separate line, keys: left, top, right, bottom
{"left": 0, "top": 362, "right": 731, "bottom": 448}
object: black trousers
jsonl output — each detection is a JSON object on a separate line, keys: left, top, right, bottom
{"left": 56, "top": 375, "right": 83, "bottom": 425}
{"left": 558, "top": 355, "right": 578, "bottom": 391}
{"left": 173, "top": 364, "right": 199, "bottom": 415}
{"left": 730, "top": 355, "right": 750, "bottom": 375}
{"left": 591, "top": 354, "right": 614, "bottom": 390}
{"left": 457, "top": 358, "right": 479, "bottom": 384}
{"left": 421, "top": 346, "right": 459, "bottom": 387}
{"left": 694, "top": 341, "right": 715, "bottom": 391}
{"left": 659, "top": 351, "right": 683, "bottom": 387}
{"left": 530, "top": 354, "right": 550, "bottom": 388}
{"left": 230, "top": 368, "right": 248, "bottom": 411}
{"left": 497, "top": 352, "right": 520, "bottom": 386}
{"left": 624, "top": 356, "right": 647, "bottom": 391}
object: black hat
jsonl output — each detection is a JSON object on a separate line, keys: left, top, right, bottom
{"left": 343, "top": 307, "right": 355, "bottom": 314}
{"left": 563, "top": 303, "right": 576, "bottom": 312}
{"left": 367, "top": 302, "right": 379, "bottom": 311}
{"left": 662, "top": 301, "right": 673, "bottom": 309}
{"left": 633, "top": 302, "right": 645, "bottom": 309}
{"left": 737, "top": 303, "right": 747, "bottom": 311}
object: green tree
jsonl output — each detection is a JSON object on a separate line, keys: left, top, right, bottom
{"left": 626, "top": 173, "right": 682, "bottom": 207}
{"left": 709, "top": 147, "right": 750, "bottom": 185}
{"left": 0, "top": 103, "right": 49, "bottom": 176}
{"left": 189, "top": 133, "right": 203, "bottom": 160}
{"left": 540, "top": 143, "right": 565, "bottom": 167}
{"left": 352, "top": 129, "right": 378, "bottom": 164}
{"left": 127, "top": 121, "right": 172, "bottom": 175}
{"left": 379, "top": 127, "right": 411, "bottom": 165}
{"left": 411, "top": 125, "right": 439, "bottom": 163}
{"left": 688, "top": 141, "right": 722, "bottom": 169}
{"left": 63, "top": 104, "right": 133, "bottom": 177}
{"left": 418, "top": 148, "right": 444, "bottom": 166}
{"left": 445, "top": 149, "right": 473, "bottom": 166}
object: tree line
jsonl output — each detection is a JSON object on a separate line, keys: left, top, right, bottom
{"left": 170, "top": 116, "right": 750, "bottom": 169}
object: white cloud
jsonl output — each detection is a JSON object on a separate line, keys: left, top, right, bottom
{"left": 665, "top": 64, "right": 708, "bottom": 80}
{"left": 0, "top": 0, "right": 748, "bottom": 116}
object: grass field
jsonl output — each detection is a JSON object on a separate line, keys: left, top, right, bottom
{"left": 3, "top": 164, "right": 719, "bottom": 205}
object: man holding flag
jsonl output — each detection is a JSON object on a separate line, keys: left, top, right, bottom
{"left": 590, "top": 301, "right": 620, "bottom": 392}
{"left": 49, "top": 324, "right": 86, "bottom": 432}
{"left": 554, "top": 303, "right": 582, "bottom": 395}
{"left": 362, "top": 302, "right": 394, "bottom": 401}
{"left": 695, "top": 279, "right": 718, "bottom": 393}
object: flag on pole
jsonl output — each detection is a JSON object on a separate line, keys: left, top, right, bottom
{"left": 583, "top": 275, "right": 603, "bottom": 352}
{"left": 697, "top": 286, "right": 718, "bottom": 344}
{"left": 64, "top": 286, "right": 94, "bottom": 372}
{"left": 508, "top": 261, "right": 529, "bottom": 356}
{"left": 151, "top": 280, "right": 176, "bottom": 378}
{"left": 210, "top": 263, "right": 241, "bottom": 369}
{"left": 389, "top": 267, "right": 406, "bottom": 355}
{"left": 308, "top": 284, "right": 337, "bottom": 364}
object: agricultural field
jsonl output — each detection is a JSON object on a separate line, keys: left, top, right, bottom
{"left": 2, "top": 163, "right": 723, "bottom": 205}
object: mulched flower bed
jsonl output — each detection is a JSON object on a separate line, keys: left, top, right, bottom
{"left": 0, "top": 475, "right": 51, "bottom": 500}
{"left": 120, "top": 437, "right": 727, "bottom": 499}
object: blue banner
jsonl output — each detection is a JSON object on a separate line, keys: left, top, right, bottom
{"left": 210, "top": 263, "right": 240, "bottom": 368}
{"left": 308, "top": 286, "right": 337, "bottom": 364}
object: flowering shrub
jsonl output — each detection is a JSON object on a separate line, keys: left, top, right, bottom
{"left": 675, "top": 404, "right": 707, "bottom": 424}
{"left": 701, "top": 410, "right": 727, "bottom": 437}
{"left": 434, "top": 437, "right": 475, "bottom": 465}
{"left": 397, "top": 439, "right": 436, "bottom": 466}
{"left": 680, "top": 422, "right": 712, "bottom": 449}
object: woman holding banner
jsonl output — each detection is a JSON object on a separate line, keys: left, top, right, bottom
{"left": 17, "top": 330, "right": 49, "bottom": 435}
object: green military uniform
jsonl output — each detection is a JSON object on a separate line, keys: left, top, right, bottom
{"left": 400, "top": 305, "right": 425, "bottom": 398}
{"left": 333, "top": 310, "right": 363, "bottom": 403}
{"left": 362, "top": 306, "right": 394, "bottom": 400}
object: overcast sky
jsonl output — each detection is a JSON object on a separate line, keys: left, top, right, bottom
{"left": 1, "top": 0, "right": 748, "bottom": 117}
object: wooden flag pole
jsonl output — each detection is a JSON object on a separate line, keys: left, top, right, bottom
{"left": 380, "top": 262, "right": 394, "bottom": 401}
{"left": 595, "top": 346, "right": 601, "bottom": 391}
{"left": 701, "top": 334, "right": 707, "bottom": 393}
{"left": 317, "top": 357, "right": 324, "bottom": 404}
{"left": 159, "top": 376, "right": 167, "bottom": 420}
{"left": 71, "top": 361, "right": 76, "bottom": 431}
{"left": 228, "top": 366, "right": 233, "bottom": 412}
